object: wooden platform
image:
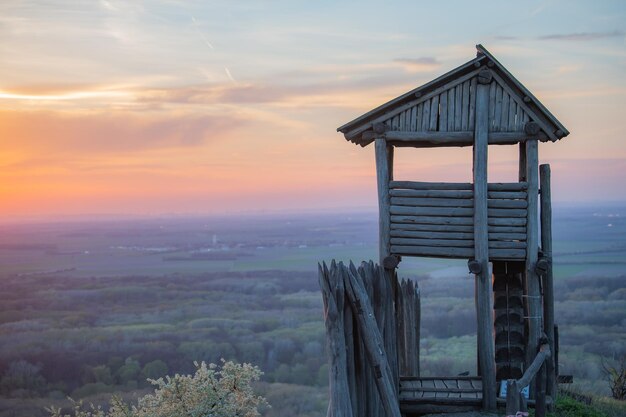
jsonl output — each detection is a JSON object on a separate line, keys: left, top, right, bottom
{"left": 399, "top": 376, "right": 483, "bottom": 415}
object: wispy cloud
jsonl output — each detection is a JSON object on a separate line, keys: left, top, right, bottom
{"left": 0, "top": 110, "right": 246, "bottom": 155}
{"left": 393, "top": 57, "right": 441, "bottom": 73}
{"left": 538, "top": 30, "right": 624, "bottom": 41}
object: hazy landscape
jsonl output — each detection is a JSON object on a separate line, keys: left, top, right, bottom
{"left": 0, "top": 204, "right": 624, "bottom": 416}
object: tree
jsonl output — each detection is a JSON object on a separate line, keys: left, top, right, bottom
{"left": 601, "top": 355, "right": 626, "bottom": 400}
{"left": 0, "top": 360, "right": 46, "bottom": 396}
{"left": 48, "top": 360, "right": 268, "bottom": 417}
{"left": 140, "top": 360, "right": 168, "bottom": 381}
{"left": 115, "top": 358, "right": 140, "bottom": 386}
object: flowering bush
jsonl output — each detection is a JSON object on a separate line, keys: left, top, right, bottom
{"left": 48, "top": 360, "right": 268, "bottom": 417}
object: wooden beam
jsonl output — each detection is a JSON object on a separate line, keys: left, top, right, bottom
{"left": 391, "top": 237, "right": 474, "bottom": 248}
{"left": 488, "top": 182, "right": 528, "bottom": 191}
{"left": 540, "top": 164, "right": 556, "bottom": 405}
{"left": 390, "top": 189, "right": 474, "bottom": 199}
{"left": 375, "top": 138, "right": 392, "bottom": 266}
{"left": 390, "top": 197, "right": 474, "bottom": 207}
{"left": 390, "top": 206, "right": 473, "bottom": 217}
{"left": 390, "top": 215, "right": 526, "bottom": 227}
{"left": 473, "top": 74, "right": 497, "bottom": 411}
{"left": 382, "top": 130, "right": 545, "bottom": 146}
{"left": 390, "top": 245, "right": 525, "bottom": 259}
{"left": 391, "top": 181, "right": 472, "bottom": 190}
{"left": 391, "top": 223, "right": 475, "bottom": 233}
{"left": 391, "top": 230, "right": 475, "bottom": 240}
{"left": 525, "top": 139, "right": 542, "bottom": 392}
{"left": 391, "top": 245, "right": 474, "bottom": 258}
{"left": 343, "top": 265, "right": 402, "bottom": 417}
{"left": 390, "top": 180, "right": 527, "bottom": 191}
{"left": 488, "top": 191, "right": 527, "bottom": 199}
{"left": 385, "top": 131, "right": 473, "bottom": 143}
{"left": 318, "top": 262, "right": 353, "bottom": 417}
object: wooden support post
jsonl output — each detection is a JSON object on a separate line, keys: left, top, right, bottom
{"left": 343, "top": 265, "right": 402, "bottom": 417}
{"left": 519, "top": 143, "right": 527, "bottom": 181}
{"left": 540, "top": 164, "right": 556, "bottom": 404}
{"left": 525, "top": 139, "right": 542, "bottom": 392}
{"left": 473, "top": 74, "right": 496, "bottom": 411}
{"left": 376, "top": 139, "right": 400, "bottom": 392}
{"left": 536, "top": 362, "right": 547, "bottom": 417}
{"left": 318, "top": 262, "right": 353, "bottom": 417}
{"left": 505, "top": 379, "right": 521, "bottom": 416}
{"left": 375, "top": 138, "right": 392, "bottom": 266}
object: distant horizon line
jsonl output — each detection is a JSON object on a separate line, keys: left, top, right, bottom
{"left": 1, "top": 200, "right": 625, "bottom": 226}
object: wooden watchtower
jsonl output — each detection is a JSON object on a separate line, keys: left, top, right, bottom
{"left": 335, "top": 45, "right": 568, "bottom": 414}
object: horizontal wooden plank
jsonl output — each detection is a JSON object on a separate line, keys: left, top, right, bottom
{"left": 383, "top": 131, "right": 544, "bottom": 146}
{"left": 488, "top": 208, "right": 527, "bottom": 218}
{"left": 488, "top": 217, "right": 526, "bottom": 226}
{"left": 390, "top": 205, "right": 526, "bottom": 218}
{"left": 389, "top": 198, "right": 526, "bottom": 209}
{"left": 391, "top": 215, "right": 475, "bottom": 226}
{"left": 385, "top": 131, "right": 473, "bottom": 143}
{"left": 488, "top": 225, "right": 526, "bottom": 233}
{"left": 488, "top": 191, "right": 527, "bottom": 199}
{"left": 390, "top": 182, "right": 526, "bottom": 191}
{"left": 391, "top": 215, "right": 526, "bottom": 226}
{"left": 391, "top": 206, "right": 474, "bottom": 217}
{"left": 391, "top": 223, "right": 475, "bottom": 233}
{"left": 488, "top": 199, "right": 527, "bottom": 209}
{"left": 402, "top": 387, "right": 482, "bottom": 393}
{"left": 390, "top": 189, "right": 474, "bottom": 199}
{"left": 390, "top": 237, "right": 474, "bottom": 248}
{"left": 390, "top": 181, "right": 473, "bottom": 190}
{"left": 390, "top": 197, "right": 474, "bottom": 207}
{"left": 391, "top": 230, "right": 475, "bottom": 240}
{"left": 391, "top": 245, "right": 474, "bottom": 258}
{"left": 489, "top": 240, "right": 526, "bottom": 249}
{"left": 488, "top": 182, "right": 528, "bottom": 191}
{"left": 400, "top": 377, "right": 482, "bottom": 382}
{"left": 489, "top": 132, "right": 547, "bottom": 144}
{"left": 391, "top": 238, "right": 525, "bottom": 249}
{"left": 490, "top": 248, "right": 526, "bottom": 259}
{"left": 399, "top": 397, "right": 483, "bottom": 405}
{"left": 489, "top": 232, "right": 526, "bottom": 241}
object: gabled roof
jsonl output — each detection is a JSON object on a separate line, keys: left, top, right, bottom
{"left": 337, "top": 44, "right": 569, "bottom": 147}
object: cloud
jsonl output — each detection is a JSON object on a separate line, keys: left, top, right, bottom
{"left": 538, "top": 30, "right": 624, "bottom": 41}
{"left": 393, "top": 57, "right": 441, "bottom": 73}
{"left": 0, "top": 110, "right": 245, "bottom": 155}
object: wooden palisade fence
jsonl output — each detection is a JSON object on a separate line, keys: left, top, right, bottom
{"left": 319, "top": 260, "right": 419, "bottom": 417}
{"left": 325, "top": 44, "right": 568, "bottom": 416}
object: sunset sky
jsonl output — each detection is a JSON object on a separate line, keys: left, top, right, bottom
{"left": 1, "top": 0, "right": 625, "bottom": 219}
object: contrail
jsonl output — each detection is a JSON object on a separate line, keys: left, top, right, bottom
{"left": 224, "top": 67, "right": 237, "bottom": 84}
{"left": 191, "top": 16, "right": 214, "bottom": 50}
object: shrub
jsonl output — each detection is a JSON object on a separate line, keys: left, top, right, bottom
{"left": 601, "top": 356, "right": 626, "bottom": 400}
{"left": 47, "top": 360, "right": 268, "bottom": 417}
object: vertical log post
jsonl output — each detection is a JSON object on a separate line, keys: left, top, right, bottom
{"left": 319, "top": 262, "right": 353, "bottom": 417}
{"left": 473, "top": 70, "right": 496, "bottom": 410}
{"left": 525, "top": 139, "right": 542, "bottom": 394}
{"left": 343, "top": 265, "right": 402, "bottom": 417}
{"left": 540, "top": 164, "right": 556, "bottom": 403}
{"left": 375, "top": 137, "right": 400, "bottom": 393}
{"left": 375, "top": 138, "right": 391, "bottom": 268}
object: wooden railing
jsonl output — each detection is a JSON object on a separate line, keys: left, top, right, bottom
{"left": 388, "top": 181, "right": 527, "bottom": 260}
